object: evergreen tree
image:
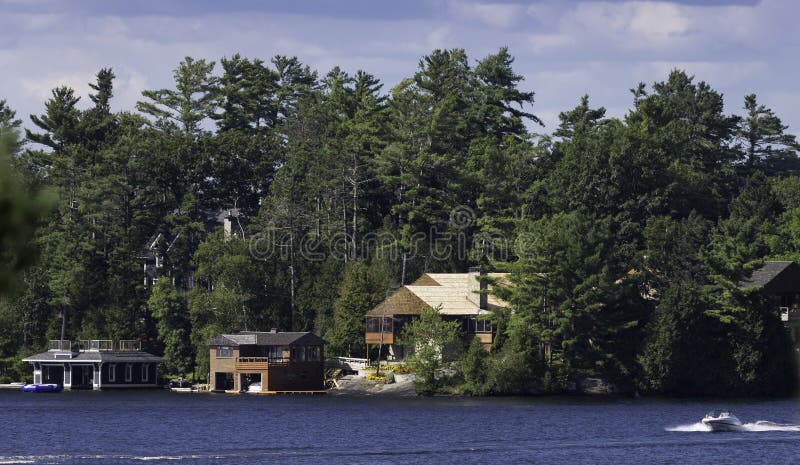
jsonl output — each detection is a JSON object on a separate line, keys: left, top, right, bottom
{"left": 327, "top": 260, "right": 382, "bottom": 357}
{"left": 148, "top": 279, "right": 193, "bottom": 376}
{"left": 737, "top": 93, "right": 800, "bottom": 175}
{"left": 402, "top": 306, "right": 461, "bottom": 395}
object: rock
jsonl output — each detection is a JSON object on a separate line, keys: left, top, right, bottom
{"left": 578, "top": 377, "right": 615, "bottom": 395}
{"left": 383, "top": 371, "right": 395, "bottom": 384}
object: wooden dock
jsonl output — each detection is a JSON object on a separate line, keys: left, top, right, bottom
{"left": 0, "top": 383, "right": 24, "bottom": 390}
{"left": 223, "top": 389, "right": 325, "bottom": 395}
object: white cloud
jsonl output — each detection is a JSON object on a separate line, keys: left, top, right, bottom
{"left": 449, "top": 1, "right": 527, "bottom": 29}
{"left": 528, "top": 33, "right": 574, "bottom": 54}
{"left": 1, "top": 0, "right": 800, "bottom": 137}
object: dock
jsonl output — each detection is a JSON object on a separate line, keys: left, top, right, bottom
{"left": 0, "top": 383, "right": 24, "bottom": 390}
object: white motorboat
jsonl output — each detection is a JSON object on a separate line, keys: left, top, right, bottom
{"left": 702, "top": 410, "right": 743, "bottom": 432}
{"left": 246, "top": 382, "right": 262, "bottom": 393}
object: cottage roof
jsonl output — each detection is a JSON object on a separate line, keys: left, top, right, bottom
{"left": 740, "top": 261, "right": 794, "bottom": 287}
{"left": 366, "top": 287, "right": 428, "bottom": 316}
{"left": 367, "top": 272, "right": 510, "bottom": 317}
{"left": 23, "top": 351, "right": 163, "bottom": 363}
{"left": 739, "top": 261, "right": 800, "bottom": 295}
{"left": 206, "top": 331, "right": 324, "bottom": 347}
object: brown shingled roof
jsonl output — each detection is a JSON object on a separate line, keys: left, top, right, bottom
{"left": 366, "top": 287, "right": 428, "bottom": 316}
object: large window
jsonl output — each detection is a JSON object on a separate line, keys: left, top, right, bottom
{"left": 290, "top": 346, "right": 321, "bottom": 362}
{"left": 109, "top": 364, "right": 116, "bottom": 382}
{"left": 141, "top": 364, "right": 149, "bottom": 382}
{"left": 268, "top": 345, "right": 283, "bottom": 360}
{"left": 366, "top": 317, "right": 392, "bottom": 333}
{"left": 307, "top": 346, "right": 321, "bottom": 362}
{"left": 463, "top": 317, "right": 492, "bottom": 334}
{"left": 216, "top": 346, "right": 234, "bottom": 358}
{"left": 125, "top": 364, "right": 133, "bottom": 382}
{"left": 291, "top": 346, "right": 306, "bottom": 362}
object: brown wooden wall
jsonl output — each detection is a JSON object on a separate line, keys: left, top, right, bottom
{"left": 266, "top": 361, "right": 325, "bottom": 391}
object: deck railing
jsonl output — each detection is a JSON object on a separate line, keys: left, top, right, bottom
{"left": 82, "top": 340, "right": 114, "bottom": 352}
{"left": 48, "top": 339, "right": 144, "bottom": 352}
{"left": 117, "top": 340, "right": 141, "bottom": 351}
{"left": 48, "top": 340, "right": 71, "bottom": 351}
{"left": 235, "top": 357, "right": 290, "bottom": 370}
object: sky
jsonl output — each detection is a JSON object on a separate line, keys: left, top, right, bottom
{"left": 1, "top": 0, "right": 798, "bottom": 134}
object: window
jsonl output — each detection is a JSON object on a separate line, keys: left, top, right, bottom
{"left": 216, "top": 346, "right": 234, "bottom": 358}
{"left": 141, "top": 364, "right": 149, "bottom": 382}
{"left": 108, "top": 364, "right": 116, "bottom": 382}
{"left": 463, "top": 317, "right": 492, "bottom": 334}
{"left": 125, "top": 364, "right": 132, "bottom": 382}
{"left": 268, "top": 345, "right": 282, "bottom": 360}
{"left": 366, "top": 317, "right": 392, "bottom": 333}
{"left": 307, "top": 346, "right": 321, "bottom": 362}
{"left": 291, "top": 346, "right": 306, "bottom": 362}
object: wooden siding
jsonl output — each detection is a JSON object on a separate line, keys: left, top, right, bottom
{"left": 266, "top": 362, "right": 325, "bottom": 391}
{"left": 210, "top": 345, "right": 324, "bottom": 392}
{"left": 365, "top": 332, "right": 394, "bottom": 345}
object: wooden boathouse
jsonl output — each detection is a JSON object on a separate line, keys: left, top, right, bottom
{"left": 23, "top": 340, "right": 163, "bottom": 390}
{"left": 207, "top": 330, "right": 325, "bottom": 393}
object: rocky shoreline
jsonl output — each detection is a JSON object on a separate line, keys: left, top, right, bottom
{"left": 327, "top": 372, "right": 417, "bottom": 396}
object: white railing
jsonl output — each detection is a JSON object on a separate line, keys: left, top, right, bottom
{"left": 82, "top": 340, "right": 114, "bottom": 351}
{"left": 117, "top": 340, "right": 141, "bottom": 351}
{"left": 48, "top": 340, "right": 71, "bottom": 351}
{"left": 328, "top": 356, "right": 369, "bottom": 370}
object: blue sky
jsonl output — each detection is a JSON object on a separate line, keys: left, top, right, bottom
{"left": 1, "top": 0, "right": 796, "bottom": 134}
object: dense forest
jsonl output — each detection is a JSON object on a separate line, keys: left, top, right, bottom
{"left": 1, "top": 47, "right": 799, "bottom": 396}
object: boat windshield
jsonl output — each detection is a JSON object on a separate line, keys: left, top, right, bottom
{"left": 704, "top": 410, "right": 731, "bottom": 418}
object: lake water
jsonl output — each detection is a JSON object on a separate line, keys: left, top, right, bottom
{"left": 1, "top": 390, "right": 799, "bottom": 464}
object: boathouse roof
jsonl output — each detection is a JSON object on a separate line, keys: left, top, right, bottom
{"left": 23, "top": 339, "right": 163, "bottom": 363}
{"left": 206, "top": 331, "right": 325, "bottom": 347}
{"left": 23, "top": 351, "right": 164, "bottom": 363}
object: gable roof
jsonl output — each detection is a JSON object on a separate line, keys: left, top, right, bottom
{"left": 739, "top": 261, "right": 800, "bottom": 294}
{"left": 367, "top": 287, "right": 428, "bottom": 316}
{"left": 206, "top": 331, "right": 324, "bottom": 347}
{"left": 367, "top": 272, "right": 510, "bottom": 317}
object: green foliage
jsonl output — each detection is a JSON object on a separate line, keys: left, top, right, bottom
{"left": 484, "top": 350, "right": 534, "bottom": 395}
{"left": 402, "top": 306, "right": 462, "bottom": 395}
{"left": 637, "top": 283, "right": 724, "bottom": 395}
{"left": 148, "top": 280, "right": 193, "bottom": 376}
{"left": 1, "top": 52, "right": 798, "bottom": 397}
{"left": 459, "top": 337, "right": 489, "bottom": 395}
{"left": 327, "top": 260, "right": 385, "bottom": 357}
{"left": 0, "top": 130, "right": 53, "bottom": 295}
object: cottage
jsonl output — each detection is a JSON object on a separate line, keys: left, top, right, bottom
{"left": 740, "top": 260, "right": 800, "bottom": 343}
{"left": 23, "top": 340, "right": 163, "bottom": 390}
{"left": 365, "top": 269, "right": 509, "bottom": 360}
{"left": 206, "top": 330, "right": 325, "bottom": 393}
{"left": 139, "top": 208, "right": 243, "bottom": 289}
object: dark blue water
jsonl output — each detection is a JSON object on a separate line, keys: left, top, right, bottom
{"left": 1, "top": 390, "right": 799, "bottom": 464}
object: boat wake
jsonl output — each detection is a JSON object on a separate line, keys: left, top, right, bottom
{"left": 666, "top": 421, "right": 800, "bottom": 432}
